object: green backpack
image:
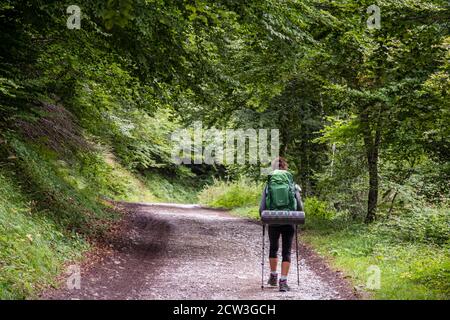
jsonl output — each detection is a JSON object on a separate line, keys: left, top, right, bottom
{"left": 265, "top": 170, "right": 297, "bottom": 211}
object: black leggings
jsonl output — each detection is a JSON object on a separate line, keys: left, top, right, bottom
{"left": 268, "top": 225, "right": 295, "bottom": 262}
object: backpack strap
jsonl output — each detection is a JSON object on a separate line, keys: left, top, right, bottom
{"left": 286, "top": 172, "right": 297, "bottom": 210}
{"left": 266, "top": 175, "right": 272, "bottom": 210}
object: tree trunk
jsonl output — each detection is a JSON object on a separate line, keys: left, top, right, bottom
{"left": 366, "top": 140, "right": 379, "bottom": 223}
{"left": 388, "top": 191, "right": 398, "bottom": 217}
{"left": 361, "top": 110, "right": 381, "bottom": 223}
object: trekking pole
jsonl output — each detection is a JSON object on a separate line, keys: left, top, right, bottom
{"left": 296, "top": 224, "right": 300, "bottom": 287}
{"left": 261, "top": 223, "right": 265, "bottom": 290}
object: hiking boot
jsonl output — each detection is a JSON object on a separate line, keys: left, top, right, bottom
{"left": 267, "top": 273, "right": 278, "bottom": 286}
{"left": 279, "top": 279, "right": 290, "bottom": 292}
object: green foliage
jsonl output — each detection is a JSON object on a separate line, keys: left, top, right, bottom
{"left": 373, "top": 207, "right": 450, "bottom": 246}
{"left": 303, "top": 194, "right": 449, "bottom": 248}
{"left": 199, "top": 178, "right": 262, "bottom": 220}
{"left": 198, "top": 178, "right": 263, "bottom": 209}
{"left": 314, "top": 133, "right": 369, "bottom": 218}
{"left": 304, "top": 197, "right": 337, "bottom": 221}
{"left": 142, "top": 172, "right": 201, "bottom": 204}
{"left": 6, "top": 136, "right": 116, "bottom": 235}
{"left": 73, "top": 150, "right": 156, "bottom": 202}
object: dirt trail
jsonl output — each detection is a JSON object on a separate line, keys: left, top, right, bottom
{"left": 43, "top": 203, "right": 357, "bottom": 300}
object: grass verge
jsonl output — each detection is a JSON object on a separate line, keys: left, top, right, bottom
{"left": 302, "top": 224, "right": 449, "bottom": 299}
{"left": 0, "top": 169, "right": 89, "bottom": 299}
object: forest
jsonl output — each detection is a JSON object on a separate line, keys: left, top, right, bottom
{"left": 0, "top": 0, "right": 448, "bottom": 299}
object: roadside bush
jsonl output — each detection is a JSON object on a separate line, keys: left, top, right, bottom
{"left": 304, "top": 197, "right": 336, "bottom": 220}
{"left": 142, "top": 171, "right": 200, "bottom": 204}
{"left": 198, "top": 178, "right": 263, "bottom": 209}
{"left": 373, "top": 206, "right": 450, "bottom": 246}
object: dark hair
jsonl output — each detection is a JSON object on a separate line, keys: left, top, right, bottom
{"left": 272, "top": 157, "right": 288, "bottom": 170}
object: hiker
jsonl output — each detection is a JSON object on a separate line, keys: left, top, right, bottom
{"left": 259, "top": 157, "right": 303, "bottom": 292}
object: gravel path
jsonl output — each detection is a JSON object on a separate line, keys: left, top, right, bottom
{"left": 43, "top": 203, "right": 357, "bottom": 300}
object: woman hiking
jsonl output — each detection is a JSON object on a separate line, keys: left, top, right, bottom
{"left": 259, "top": 157, "right": 303, "bottom": 292}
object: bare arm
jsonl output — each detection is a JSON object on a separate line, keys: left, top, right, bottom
{"left": 259, "top": 186, "right": 267, "bottom": 215}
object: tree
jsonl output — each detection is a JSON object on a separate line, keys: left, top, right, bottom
{"left": 310, "top": 0, "right": 449, "bottom": 222}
